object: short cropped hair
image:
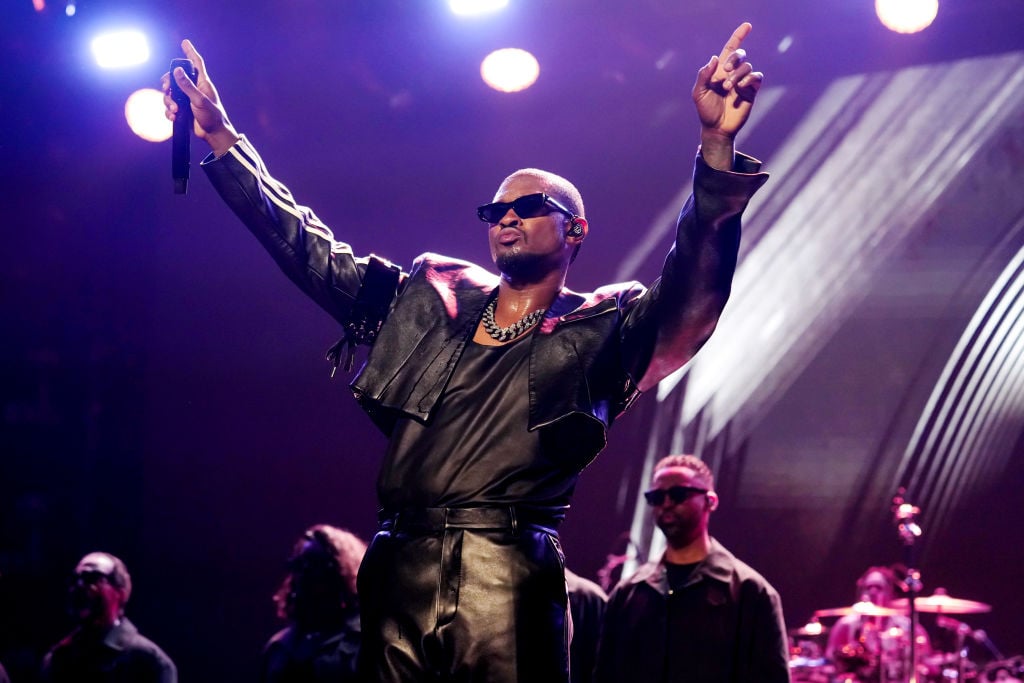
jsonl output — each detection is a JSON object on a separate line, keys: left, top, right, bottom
{"left": 92, "top": 552, "right": 132, "bottom": 605}
{"left": 651, "top": 454, "right": 715, "bottom": 489}
{"left": 500, "top": 168, "right": 585, "bottom": 219}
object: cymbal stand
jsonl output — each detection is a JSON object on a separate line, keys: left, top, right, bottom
{"left": 956, "top": 623, "right": 968, "bottom": 682}
{"left": 936, "top": 616, "right": 971, "bottom": 682}
{"left": 893, "top": 490, "right": 922, "bottom": 683}
{"left": 938, "top": 615, "right": 1005, "bottom": 681}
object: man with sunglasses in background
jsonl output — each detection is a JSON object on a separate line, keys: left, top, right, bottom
{"left": 41, "top": 552, "right": 176, "bottom": 683}
{"left": 595, "top": 455, "right": 789, "bottom": 683}
{"left": 164, "top": 21, "right": 768, "bottom": 683}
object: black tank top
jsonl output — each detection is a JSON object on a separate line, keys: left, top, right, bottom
{"left": 377, "top": 335, "right": 578, "bottom": 511}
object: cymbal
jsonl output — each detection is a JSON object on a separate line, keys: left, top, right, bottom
{"left": 814, "top": 601, "right": 905, "bottom": 618}
{"left": 891, "top": 588, "right": 991, "bottom": 614}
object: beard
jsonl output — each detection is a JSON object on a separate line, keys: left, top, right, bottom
{"left": 656, "top": 512, "right": 702, "bottom": 548}
{"left": 496, "top": 247, "right": 553, "bottom": 281}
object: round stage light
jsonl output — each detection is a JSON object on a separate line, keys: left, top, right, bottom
{"left": 875, "top": 0, "right": 938, "bottom": 33}
{"left": 480, "top": 48, "right": 540, "bottom": 93}
{"left": 125, "top": 88, "right": 172, "bottom": 142}
{"left": 91, "top": 30, "right": 150, "bottom": 69}
{"left": 449, "top": 0, "right": 508, "bottom": 17}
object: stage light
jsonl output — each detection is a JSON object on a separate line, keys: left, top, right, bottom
{"left": 90, "top": 30, "right": 150, "bottom": 69}
{"left": 65, "top": 0, "right": 75, "bottom": 16}
{"left": 125, "top": 88, "right": 172, "bottom": 142}
{"left": 875, "top": 0, "right": 938, "bottom": 33}
{"left": 448, "top": 0, "right": 508, "bottom": 17}
{"left": 798, "top": 619, "right": 823, "bottom": 636}
{"left": 33, "top": 0, "right": 45, "bottom": 11}
{"left": 480, "top": 48, "right": 539, "bottom": 93}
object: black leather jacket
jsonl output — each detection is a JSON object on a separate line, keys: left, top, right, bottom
{"left": 202, "top": 136, "right": 767, "bottom": 462}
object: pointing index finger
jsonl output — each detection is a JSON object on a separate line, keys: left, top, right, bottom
{"left": 181, "top": 39, "right": 199, "bottom": 61}
{"left": 718, "top": 22, "right": 752, "bottom": 64}
{"left": 180, "top": 39, "right": 207, "bottom": 79}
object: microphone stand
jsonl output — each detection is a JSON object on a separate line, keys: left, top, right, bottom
{"left": 893, "top": 490, "right": 922, "bottom": 683}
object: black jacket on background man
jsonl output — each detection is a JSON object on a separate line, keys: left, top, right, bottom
{"left": 41, "top": 618, "right": 176, "bottom": 683}
{"left": 595, "top": 538, "right": 789, "bottom": 683}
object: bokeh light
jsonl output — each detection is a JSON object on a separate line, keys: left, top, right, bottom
{"left": 480, "top": 48, "right": 540, "bottom": 93}
{"left": 449, "top": 0, "right": 508, "bottom": 17}
{"left": 875, "top": 0, "right": 939, "bottom": 33}
{"left": 90, "top": 29, "right": 150, "bottom": 69}
{"left": 124, "top": 88, "right": 172, "bottom": 142}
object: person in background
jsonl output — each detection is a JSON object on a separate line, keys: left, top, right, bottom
{"left": 261, "top": 524, "right": 366, "bottom": 683}
{"left": 41, "top": 552, "right": 176, "bottom": 683}
{"left": 565, "top": 568, "right": 608, "bottom": 683}
{"left": 826, "top": 565, "right": 931, "bottom": 683}
{"left": 595, "top": 454, "right": 789, "bottom": 683}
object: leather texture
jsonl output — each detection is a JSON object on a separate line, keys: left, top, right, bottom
{"left": 358, "top": 511, "right": 569, "bottom": 683}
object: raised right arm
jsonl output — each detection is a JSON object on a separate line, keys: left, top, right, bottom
{"left": 201, "top": 136, "right": 381, "bottom": 324}
{"left": 162, "top": 40, "right": 404, "bottom": 325}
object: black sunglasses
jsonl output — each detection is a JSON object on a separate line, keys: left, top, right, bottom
{"left": 643, "top": 485, "right": 709, "bottom": 506}
{"left": 477, "top": 193, "right": 575, "bottom": 224}
{"left": 72, "top": 569, "right": 112, "bottom": 586}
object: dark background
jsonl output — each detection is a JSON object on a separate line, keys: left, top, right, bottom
{"left": 3, "top": 0, "right": 1024, "bottom": 680}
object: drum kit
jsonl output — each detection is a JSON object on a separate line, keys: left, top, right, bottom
{"left": 789, "top": 492, "right": 1019, "bottom": 683}
{"left": 789, "top": 590, "right": 1020, "bottom": 683}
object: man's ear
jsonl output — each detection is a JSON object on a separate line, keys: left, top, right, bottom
{"left": 706, "top": 491, "right": 719, "bottom": 512}
{"left": 566, "top": 217, "right": 588, "bottom": 241}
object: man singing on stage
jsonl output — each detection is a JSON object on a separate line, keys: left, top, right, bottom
{"left": 163, "top": 22, "right": 767, "bottom": 683}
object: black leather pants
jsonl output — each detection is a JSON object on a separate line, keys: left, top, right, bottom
{"left": 357, "top": 507, "right": 570, "bottom": 683}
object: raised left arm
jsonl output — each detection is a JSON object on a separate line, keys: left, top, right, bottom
{"left": 619, "top": 23, "right": 768, "bottom": 392}
{"left": 694, "top": 22, "right": 765, "bottom": 171}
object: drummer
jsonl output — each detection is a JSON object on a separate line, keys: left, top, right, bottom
{"left": 826, "top": 565, "right": 931, "bottom": 682}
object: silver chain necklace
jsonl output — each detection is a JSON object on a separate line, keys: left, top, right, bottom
{"left": 481, "top": 299, "right": 546, "bottom": 342}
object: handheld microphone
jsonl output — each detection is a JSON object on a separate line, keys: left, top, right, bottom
{"left": 169, "top": 58, "right": 198, "bottom": 195}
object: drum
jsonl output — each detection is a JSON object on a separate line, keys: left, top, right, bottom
{"left": 790, "top": 627, "right": 833, "bottom": 682}
{"left": 922, "top": 651, "right": 979, "bottom": 682}
{"left": 789, "top": 655, "right": 834, "bottom": 683}
{"left": 982, "top": 656, "right": 1024, "bottom": 682}
{"left": 832, "top": 641, "right": 879, "bottom": 681}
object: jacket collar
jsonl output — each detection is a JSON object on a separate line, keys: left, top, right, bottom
{"left": 629, "top": 537, "right": 735, "bottom": 595}
{"left": 67, "top": 617, "right": 137, "bottom": 651}
{"left": 418, "top": 254, "right": 632, "bottom": 329}
{"left": 102, "top": 617, "right": 138, "bottom": 651}
{"left": 421, "top": 253, "right": 495, "bottom": 323}
{"left": 547, "top": 288, "right": 587, "bottom": 319}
